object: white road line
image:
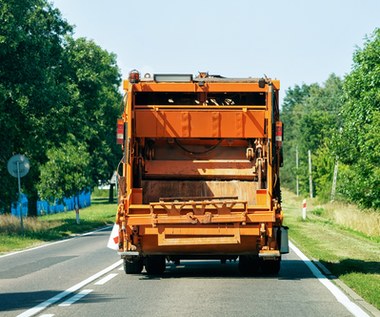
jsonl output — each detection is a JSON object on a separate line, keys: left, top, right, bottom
{"left": 39, "top": 314, "right": 55, "bottom": 317}
{"left": 0, "top": 226, "right": 112, "bottom": 259}
{"left": 289, "top": 241, "right": 370, "bottom": 317}
{"left": 58, "top": 289, "right": 93, "bottom": 307}
{"left": 94, "top": 273, "right": 118, "bottom": 285}
{"left": 16, "top": 259, "right": 122, "bottom": 317}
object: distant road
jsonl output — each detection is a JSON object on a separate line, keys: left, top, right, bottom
{"left": 0, "top": 228, "right": 371, "bottom": 317}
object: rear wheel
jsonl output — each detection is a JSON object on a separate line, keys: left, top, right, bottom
{"left": 238, "top": 255, "right": 260, "bottom": 275}
{"left": 124, "top": 258, "right": 143, "bottom": 274}
{"left": 145, "top": 256, "right": 166, "bottom": 275}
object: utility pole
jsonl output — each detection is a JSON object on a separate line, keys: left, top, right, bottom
{"left": 308, "top": 150, "right": 313, "bottom": 198}
{"left": 331, "top": 157, "right": 339, "bottom": 201}
{"left": 296, "top": 146, "right": 299, "bottom": 197}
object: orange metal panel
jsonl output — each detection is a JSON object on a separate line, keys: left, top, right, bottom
{"left": 158, "top": 236, "right": 240, "bottom": 246}
{"left": 256, "top": 189, "right": 268, "bottom": 206}
{"left": 135, "top": 110, "right": 265, "bottom": 138}
{"left": 272, "top": 80, "right": 280, "bottom": 90}
{"left": 141, "top": 226, "right": 260, "bottom": 236}
{"left": 181, "top": 112, "right": 190, "bottom": 137}
{"left": 124, "top": 210, "right": 274, "bottom": 226}
{"left": 211, "top": 111, "right": 220, "bottom": 137}
{"left": 245, "top": 213, "right": 275, "bottom": 222}
{"left": 151, "top": 214, "right": 247, "bottom": 225}
{"left": 135, "top": 105, "right": 267, "bottom": 110}
{"left": 124, "top": 81, "right": 270, "bottom": 93}
{"left": 128, "top": 204, "right": 270, "bottom": 213}
{"left": 144, "top": 160, "right": 256, "bottom": 179}
{"left": 140, "top": 235, "right": 259, "bottom": 254}
{"left": 131, "top": 188, "right": 142, "bottom": 204}
{"left": 158, "top": 226, "right": 239, "bottom": 235}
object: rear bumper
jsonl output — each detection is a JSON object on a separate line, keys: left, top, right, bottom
{"left": 117, "top": 200, "right": 287, "bottom": 257}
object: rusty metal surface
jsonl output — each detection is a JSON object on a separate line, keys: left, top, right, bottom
{"left": 142, "top": 180, "right": 258, "bottom": 205}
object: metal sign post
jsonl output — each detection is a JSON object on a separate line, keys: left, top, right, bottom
{"left": 16, "top": 161, "right": 24, "bottom": 234}
{"left": 7, "top": 154, "right": 30, "bottom": 235}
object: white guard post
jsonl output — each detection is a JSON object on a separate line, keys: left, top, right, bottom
{"left": 302, "top": 199, "right": 307, "bottom": 221}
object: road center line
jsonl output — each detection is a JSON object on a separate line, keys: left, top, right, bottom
{"left": 289, "top": 241, "right": 370, "bottom": 317}
{"left": 58, "top": 289, "right": 93, "bottom": 307}
{"left": 94, "top": 273, "right": 118, "bottom": 285}
{"left": 16, "top": 259, "right": 122, "bottom": 317}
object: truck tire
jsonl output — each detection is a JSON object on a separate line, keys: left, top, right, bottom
{"left": 124, "top": 258, "right": 143, "bottom": 274}
{"left": 145, "top": 255, "right": 166, "bottom": 275}
{"left": 260, "top": 259, "right": 281, "bottom": 275}
{"left": 238, "top": 255, "right": 260, "bottom": 275}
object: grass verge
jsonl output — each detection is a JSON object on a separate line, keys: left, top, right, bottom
{"left": 282, "top": 189, "right": 380, "bottom": 310}
{"left": 0, "top": 198, "right": 116, "bottom": 254}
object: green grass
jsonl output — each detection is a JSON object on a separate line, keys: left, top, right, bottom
{"left": 0, "top": 198, "right": 117, "bottom": 254}
{"left": 282, "top": 189, "right": 380, "bottom": 309}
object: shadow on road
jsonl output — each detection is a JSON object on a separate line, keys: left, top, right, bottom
{"left": 0, "top": 290, "right": 59, "bottom": 312}
{"left": 0, "top": 290, "right": 117, "bottom": 313}
{"left": 138, "top": 258, "right": 318, "bottom": 281}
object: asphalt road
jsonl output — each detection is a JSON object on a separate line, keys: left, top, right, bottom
{"left": 0, "top": 227, "right": 372, "bottom": 317}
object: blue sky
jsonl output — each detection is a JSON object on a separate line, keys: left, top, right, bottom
{"left": 52, "top": 0, "right": 379, "bottom": 100}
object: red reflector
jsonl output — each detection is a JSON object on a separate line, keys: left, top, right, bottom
{"left": 116, "top": 119, "right": 124, "bottom": 145}
{"left": 256, "top": 189, "right": 267, "bottom": 194}
{"left": 275, "top": 121, "right": 283, "bottom": 142}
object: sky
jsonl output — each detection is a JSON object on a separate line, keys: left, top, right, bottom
{"left": 52, "top": 0, "right": 379, "bottom": 101}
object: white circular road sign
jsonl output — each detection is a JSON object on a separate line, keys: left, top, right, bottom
{"left": 7, "top": 154, "right": 30, "bottom": 178}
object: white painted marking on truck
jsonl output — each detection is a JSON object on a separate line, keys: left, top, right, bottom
{"left": 94, "top": 273, "right": 118, "bottom": 285}
{"left": 289, "top": 241, "right": 370, "bottom": 317}
{"left": 16, "top": 260, "right": 122, "bottom": 317}
{"left": 58, "top": 289, "right": 93, "bottom": 307}
{"left": 1, "top": 226, "right": 112, "bottom": 259}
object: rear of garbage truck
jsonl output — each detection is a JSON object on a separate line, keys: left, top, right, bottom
{"left": 113, "top": 71, "right": 289, "bottom": 275}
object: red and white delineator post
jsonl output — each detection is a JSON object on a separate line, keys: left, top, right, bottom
{"left": 302, "top": 199, "right": 307, "bottom": 221}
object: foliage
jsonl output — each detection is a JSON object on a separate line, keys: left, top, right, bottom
{"left": 281, "top": 28, "right": 380, "bottom": 209}
{"left": 281, "top": 75, "right": 343, "bottom": 199}
{"left": 0, "top": 0, "right": 72, "bottom": 212}
{"left": 0, "top": 0, "right": 122, "bottom": 214}
{"left": 63, "top": 37, "right": 122, "bottom": 188}
{"left": 280, "top": 83, "right": 311, "bottom": 193}
{"left": 37, "top": 137, "right": 91, "bottom": 203}
{"left": 337, "top": 28, "right": 380, "bottom": 209}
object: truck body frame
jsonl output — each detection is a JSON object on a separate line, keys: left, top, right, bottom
{"left": 115, "top": 72, "right": 288, "bottom": 275}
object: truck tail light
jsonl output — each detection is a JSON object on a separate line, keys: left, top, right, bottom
{"left": 275, "top": 121, "right": 283, "bottom": 148}
{"left": 116, "top": 119, "right": 124, "bottom": 145}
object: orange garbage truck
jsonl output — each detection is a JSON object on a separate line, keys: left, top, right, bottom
{"left": 113, "top": 71, "right": 289, "bottom": 275}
